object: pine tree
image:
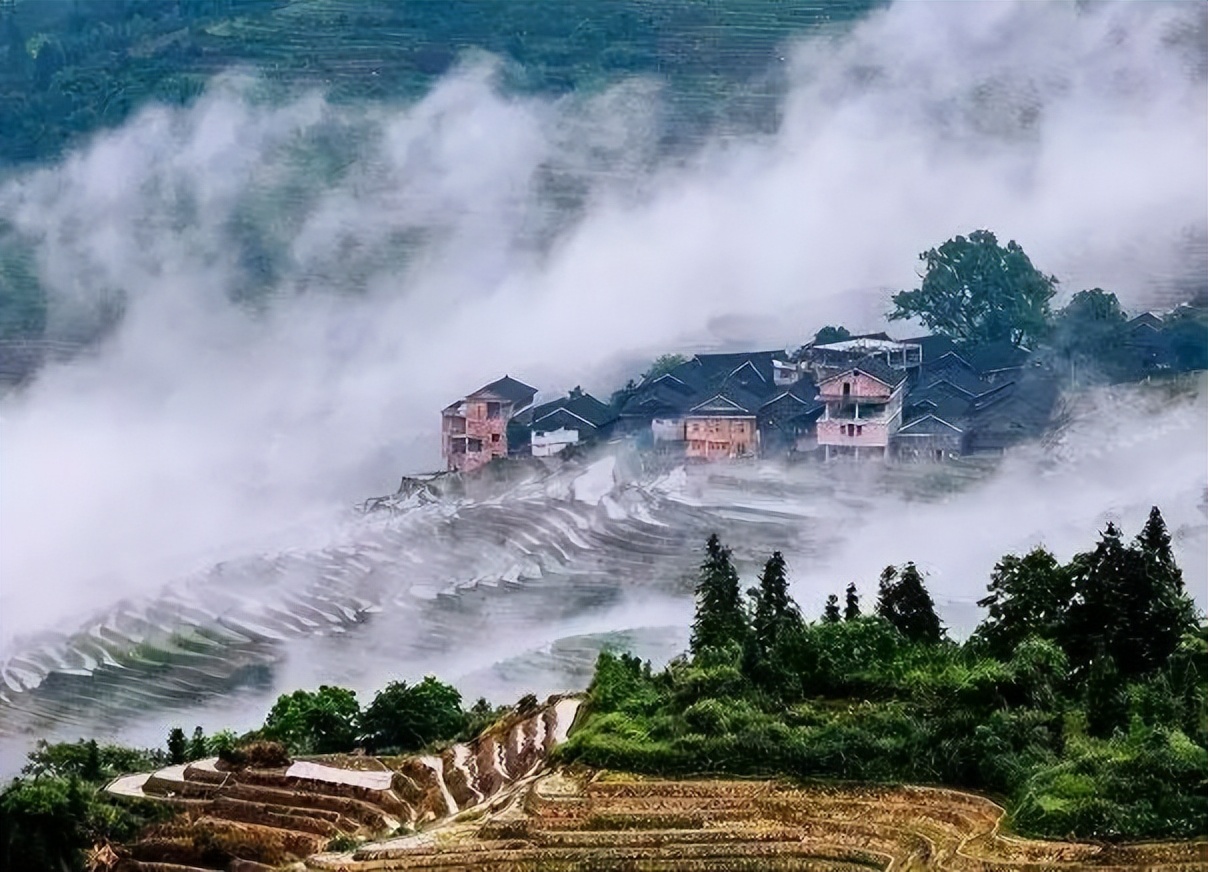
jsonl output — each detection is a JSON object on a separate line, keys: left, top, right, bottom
{"left": 1065, "top": 514, "right": 1197, "bottom": 677}
{"left": 823, "top": 594, "right": 841, "bottom": 623}
{"left": 83, "top": 739, "right": 101, "bottom": 782}
{"left": 876, "top": 562, "right": 944, "bottom": 644}
{"left": 750, "top": 551, "right": 801, "bottom": 656}
{"left": 844, "top": 582, "right": 860, "bottom": 621}
{"left": 690, "top": 534, "right": 749, "bottom": 657}
{"left": 166, "top": 727, "right": 187, "bottom": 764}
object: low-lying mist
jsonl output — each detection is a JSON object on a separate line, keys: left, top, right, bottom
{"left": 1, "top": 0, "right": 1205, "bottom": 657}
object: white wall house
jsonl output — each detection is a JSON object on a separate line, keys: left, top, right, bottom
{"left": 532, "top": 427, "right": 581, "bottom": 456}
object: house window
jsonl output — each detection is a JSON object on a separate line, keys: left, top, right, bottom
{"left": 486, "top": 401, "right": 501, "bottom": 419}
{"left": 842, "top": 382, "right": 851, "bottom": 397}
{"left": 467, "top": 438, "right": 483, "bottom": 452}
{"left": 935, "top": 449, "right": 944, "bottom": 461}
{"left": 856, "top": 425, "right": 863, "bottom": 436}
{"left": 491, "top": 433, "right": 501, "bottom": 443}
{"left": 451, "top": 437, "right": 466, "bottom": 454}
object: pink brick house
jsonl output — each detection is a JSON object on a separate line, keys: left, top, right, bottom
{"left": 815, "top": 356, "right": 907, "bottom": 460}
{"left": 442, "top": 376, "right": 537, "bottom": 473}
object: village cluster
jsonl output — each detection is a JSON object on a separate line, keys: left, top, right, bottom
{"left": 440, "top": 312, "right": 1182, "bottom": 474}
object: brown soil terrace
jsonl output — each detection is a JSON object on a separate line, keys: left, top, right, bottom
{"left": 104, "top": 697, "right": 1207, "bottom": 871}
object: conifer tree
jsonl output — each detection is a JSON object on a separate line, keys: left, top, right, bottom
{"left": 691, "top": 534, "right": 749, "bottom": 656}
{"left": 876, "top": 563, "right": 944, "bottom": 644}
{"left": 750, "top": 551, "right": 800, "bottom": 656}
{"left": 1065, "top": 513, "right": 1197, "bottom": 677}
{"left": 844, "top": 582, "right": 860, "bottom": 621}
{"left": 823, "top": 594, "right": 841, "bottom": 623}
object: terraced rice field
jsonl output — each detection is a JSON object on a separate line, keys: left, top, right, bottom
{"left": 105, "top": 698, "right": 582, "bottom": 870}
{"left": 311, "top": 771, "right": 1208, "bottom": 871}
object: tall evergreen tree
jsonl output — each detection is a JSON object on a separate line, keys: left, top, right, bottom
{"left": 876, "top": 563, "right": 944, "bottom": 645}
{"left": 845, "top": 579, "right": 864, "bottom": 623}
{"left": 844, "top": 582, "right": 860, "bottom": 621}
{"left": 691, "top": 534, "right": 749, "bottom": 656}
{"left": 750, "top": 551, "right": 800, "bottom": 655}
{"left": 823, "top": 594, "right": 841, "bottom": 623}
{"left": 1065, "top": 514, "right": 1197, "bottom": 678}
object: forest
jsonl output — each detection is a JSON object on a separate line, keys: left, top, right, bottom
{"left": 558, "top": 508, "right": 1207, "bottom": 841}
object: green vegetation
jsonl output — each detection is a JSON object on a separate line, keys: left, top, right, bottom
{"left": 0, "top": 740, "right": 171, "bottom": 872}
{"left": 0, "top": 0, "right": 880, "bottom": 170}
{"left": 361, "top": 675, "right": 467, "bottom": 753}
{"left": 559, "top": 508, "right": 1207, "bottom": 841}
{"left": 889, "top": 229, "right": 1058, "bottom": 347}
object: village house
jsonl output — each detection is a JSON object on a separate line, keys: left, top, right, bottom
{"left": 684, "top": 386, "right": 763, "bottom": 460}
{"left": 815, "top": 356, "right": 908, "bottom": 460}
{"left": 524, "top": 387, "right": 618, "bottom": 457}
{"left": 441, "top": 375, "right": 537, "bottom": 473}
{"left": 757, "top": 377, "right": 824, "bottom": 455}
{"left": 619, "top": 350, "right": 783, "bottom": 453}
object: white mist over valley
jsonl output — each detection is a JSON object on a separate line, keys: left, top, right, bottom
{"left": 0, "top": 0, "right": 1205, "bottom": 775}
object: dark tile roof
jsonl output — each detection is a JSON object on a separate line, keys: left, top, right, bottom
{"left": 918, "top": 365, "right": 997, "bottom": 398}
{"left": 902, "top": 334, "right": 960, "bottom": 363}
{"left": 906, "top": 394, "right": 970, "bottom": 430}
{"left": 849, "top": 354, "right": 908, "bottom": 389}
{"left": 469, "top": 375, "right": 539, "bottom": 405}
{"left": 962, "top": 367, "right": 1060, "bottom": 452}
{"left": 692, "top": 350, "right": 780, "bottom": 388}
{"left": 688, "top": 383, "right": 766, "bottom": 416}
{"left": 958, "top": 340, "right": 1031, "bottom": 374}
{"left": 1127, "top": 312, "right": 1164, "bottom": 332}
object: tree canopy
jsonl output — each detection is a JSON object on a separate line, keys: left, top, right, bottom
{"left": 361, "top": 676, "right": 466, "bottom": 752}
{"left": 262, "top": 685, "right": 361, "bottom": 755}
{"left": 889, "top": 230, "right": 1057, "bottom": 347}
{"left": 875, "top": 562, "right": 944, "bottom": 645}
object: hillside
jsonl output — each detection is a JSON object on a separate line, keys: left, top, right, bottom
{"left": 0, "top": 0, "right": 880, "bottom": 169}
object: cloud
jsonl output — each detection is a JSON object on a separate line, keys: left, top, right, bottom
{"left": 0, "top": 0, "right": 1205, "bottom": 650}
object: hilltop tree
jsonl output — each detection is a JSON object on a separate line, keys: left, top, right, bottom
{"left": 643, "top": 353, "right": 688, "bottom": 381}
{"left": 844, "top": 583, "right": 861, "bottom": 621}
{"left": 263, "top": 685, "right": 361, "bottom": 755}
{"left": 889, "top": 230, "right": 1057, "bottom": 347}
{"left": 361, "top": 676, "right": 466, "bottom": 752}
{"left": 691, "top": 534, "right": 748, "bottom": 657}
{"left": 876, "top": 563, "right": 944, "bottom": 645}
{"left": 166, "top": 727, "right": 186, "bottom": 764}
{"left": 813, "top": 325, "right": 851, "bottom": 346}
{"left": 1050, "top": 288, "right": 1130, "bottom": 382}
{"left": 823, "top": 594, "right": 841, "bottom": 623}
{"left": 973, "top": 547, "right": 1073, "bottom": 660}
